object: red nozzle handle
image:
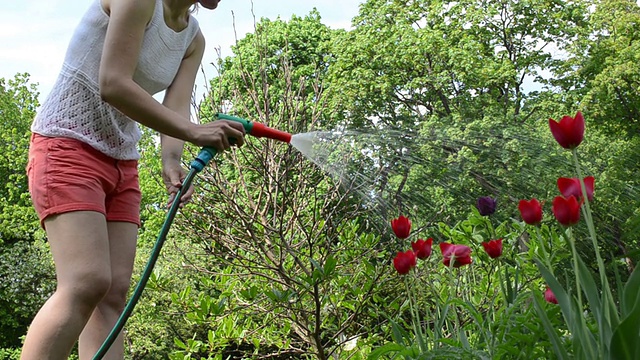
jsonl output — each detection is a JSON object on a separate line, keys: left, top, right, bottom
{"left": 250, "top": 122, "right": 292, "bottom": 143}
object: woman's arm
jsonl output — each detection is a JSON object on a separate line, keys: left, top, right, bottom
{"left": 99, "top": 0, "right": 194, "bottom": 140}
{"left": 160, "top": 30, "right": 205, "bottom": 165}
{"left": 98, "top": 0, "right": 245, "bottom": 150}
{"left": 159, "top": 31, "right": 205, "bottom": 207}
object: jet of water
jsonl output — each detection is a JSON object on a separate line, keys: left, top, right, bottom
{"left": 288, "top": 125, "right": 640, "bottom": 247}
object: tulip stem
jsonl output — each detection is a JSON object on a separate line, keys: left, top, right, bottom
{"left": 571, "top": 150, "right": 603, "bottom": 276}
{"left": 535, "top": 226, "right": 553, "bottom": 275}
{"left": 497, "top": 260, "right": 509, "bottom": 304}
{"left": 484, "top": 264, "right": 496, "bottom": 300}
{"left": 405, "top": 276, "right": 427, "bottom": 352}
{"left": 485, "top": 217, "right": 496, "bottom": 239}
{"left": 567, "top": 227, "right": 584, "bottom": 311}
{"left": 571, "top": 149, "right": 618, "bottom": 324}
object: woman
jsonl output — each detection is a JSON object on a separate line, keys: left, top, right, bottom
{"left": 21, "top": 0, "right": 241, "bottom": 358}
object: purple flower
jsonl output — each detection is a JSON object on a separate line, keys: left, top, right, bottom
{"left": 476, "top": 196, "right": 497, "bottom": 216}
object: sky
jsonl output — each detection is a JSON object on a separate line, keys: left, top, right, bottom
{"left": 0, "top": 0, "right": 363, "bottom": 104}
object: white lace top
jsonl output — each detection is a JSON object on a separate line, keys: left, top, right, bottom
{"left": 32, "top": 0, "right": 200, "bottom": 160}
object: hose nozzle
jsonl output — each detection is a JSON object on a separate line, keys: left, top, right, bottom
{"left": 191, "top": 113, "right": 292, "bottom": 171}
{"left": 250, "top": 122, "right": 292, "bottom": 143}
{"left": 215, "top": 113, "right": 291, "bottom": 143}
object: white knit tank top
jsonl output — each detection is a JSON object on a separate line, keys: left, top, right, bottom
{"left": 32, "top": 0, "right": 200, "bottom": 160}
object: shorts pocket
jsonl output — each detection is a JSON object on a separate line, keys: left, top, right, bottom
{"left": 26, "top": 155, "right": 33, "bottom": 176}
{"left": 47, "top": 137, "right": 83, "bottom": 152}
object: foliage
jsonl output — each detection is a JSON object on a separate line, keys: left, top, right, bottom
{"left": 559, "top": 0, "right": 640, "bottom": 137}
{"left": 203, "top": 9, "right": 337, "bottom": 133}
{"left": 533, "top": 118, "right": 640, "bottom": 359}
{"left": 0, "top": 239, "right": 55, "bottom": 349}
{"left": 326, "top": 0, "right": 587, "bottom": 125}
{"left": 0, "top": 74, "right": 50, "bottom": 350}
{"left": 0, "top": 347, "right": 21, "bottom": 360}
{"left": 1, "top": 0, "right": 639, "bottom": 358}
{"left": 369, "top": 206, "right": 569, "bottom": 359}
{"left": 0, "top": 74, "right": 41, "bottom": 245}
{"left": 368, "top": 106, "right": 640, "bottom": 358}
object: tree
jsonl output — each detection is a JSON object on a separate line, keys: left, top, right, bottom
{"left": 547, "top": 0, "right": 640, "bottom": 266}
{"left": 0, "top": 240, "right": 55, "bottom": 349}
{"left": 321, "top": 0, "right": 590, "bottom": 224}
{"left": 0, "top": 74, "right": 41, "bottom": 244}
{"left": 163, "top": 13, "right": 391, "bottom": 359}
{"left": 570, "top": 0, "right": 640, "bottom": 137}
{"left": 326, "top": 0, "right": 587, "bottom": 125}
{"left": 203, "top": 9, "right": 337, "bottom": 133}
{"left": 0, "top": 74, "right": 54, "bottom": 350}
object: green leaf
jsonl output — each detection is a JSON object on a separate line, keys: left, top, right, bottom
{"left": 609, "top": 306, "right": 640, "bottom": 360}
{"left": 310, "top": 258, "right": 323, "bottom": 272}
{"left": 535, "top": 259, "right": 575, "bottom": 330}
{"left": 367, "top": 343, "right": 406, "bottom": 359}
{"left": 622, "top": 265, "right": 640, "bottom": 317}
{"left": 609, "top": 266, "right": 640, "bottom": 360}
{"left": 324, "top": 255, "right": 337, "bottom": 276}
{"left": 576, "top": 256, "right": 611, "bottom": 349}
{"left": 535, "top": 258, "right": 598, "bottom": 357}
{"left": 389, "top": 317, "right": 411, "bottom": 346}
{"left": 429, "top": 300, "right": 449, "bottom": 343}
{"left": 531, "top": 292, "right": 571, "bottom": 360}
{"left": 174, "top": 338, "right": 187, "bottom": 350}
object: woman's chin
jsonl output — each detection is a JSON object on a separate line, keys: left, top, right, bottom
{"left": 198, "top": 0, "right": 220, "bottom": 10}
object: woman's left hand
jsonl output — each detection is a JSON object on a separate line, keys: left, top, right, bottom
{"left": 162, "top": 163, "right": 194, "bottom": 208}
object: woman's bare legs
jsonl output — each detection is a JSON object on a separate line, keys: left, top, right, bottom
{"left": 78, "top": 221, "right": 138, "bottom": 360}
{"left": 21, "top": 211, "right": 111, "bottom": 360}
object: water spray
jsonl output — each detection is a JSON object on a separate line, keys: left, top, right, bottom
{"left": 93, "top": 114, "right": 291, "bottom": 359}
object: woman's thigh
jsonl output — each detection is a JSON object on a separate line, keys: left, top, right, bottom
{"left": 44, "top": 211, "right": 111, "bottom": 292}
{"left": 105, "top": 221, "right": 138, "bottom": 299}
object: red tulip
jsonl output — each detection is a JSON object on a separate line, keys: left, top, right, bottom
{"left": 481, "top": 239, "right": 503, "bottom": 259}
{"left": 411, "top": 238, "right": 433, "bottom": 260}
{"left": 544, "top": 287, "right": 558, "bottom": 304}
{"left": 391, "top": 216, "right": 411, "bottom": 239}
{"left": 549, "top": 111, "right": 585, "bottom": 149}
{"left": 557, "top": 176, "right": 594, "bottom": 202}
{"left": 552, "top": 196, "right": 581, "bottom": 226}
{"left": 393, "top": 250, "right": 417, "bottom": 275}
{"left": 439, "top": 242, "right": 472, "bottom": 268}
{"left": 518, "top": 198, "right": 543, "bottom": 225}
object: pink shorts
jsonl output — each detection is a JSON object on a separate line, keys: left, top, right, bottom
{"left": 27, "top": 134, "right": 142, "bottom": 228}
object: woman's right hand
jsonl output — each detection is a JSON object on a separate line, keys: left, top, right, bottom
{"left": 188, "top": 120, "right": 246, "bottom": 151}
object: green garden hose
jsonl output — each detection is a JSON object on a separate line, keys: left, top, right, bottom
{"left": 93, "top": 160, "right": 201, "bottom": 359}
{"left": 92, "top": 114, "right": 291, "bottom": 359}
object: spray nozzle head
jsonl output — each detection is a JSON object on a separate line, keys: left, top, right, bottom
{"left": 250, "top": 122, "right": 292, "bottom": 143}
{"left": 215, "top": 113, "right": 291, "bottom": 143}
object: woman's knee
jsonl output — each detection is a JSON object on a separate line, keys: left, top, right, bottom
{"left": 99, "top": 276, "right": 131, "bottom": 312}
{"left": 60, "top": 270, "right": 112, "bottom": 309}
